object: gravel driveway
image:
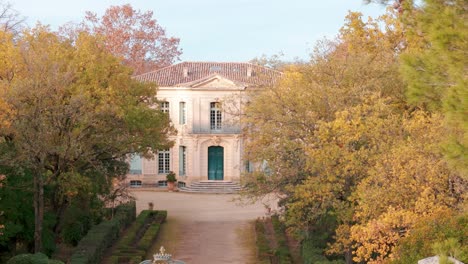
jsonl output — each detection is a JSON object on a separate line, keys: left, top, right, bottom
{"left": 132, "top": 190, "right": 276, "bottom": 264}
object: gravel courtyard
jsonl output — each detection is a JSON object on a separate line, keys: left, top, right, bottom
{"left": 132, "top": 190, "right": 277, "bottom": 263}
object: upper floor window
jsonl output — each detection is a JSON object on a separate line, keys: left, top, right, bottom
{"left": 160, "top": 101, "right": 169, "bottom": 114}
{"left": 158, "top": 149, "right": 170, "bottom": 174}
{"left": 179, "top": 102, "right": 186, "bottom": 125}
{"left": 210, "top": 102, "right": 222, "bottom": 131}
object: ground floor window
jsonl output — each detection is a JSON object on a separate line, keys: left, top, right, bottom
{"left": 158, "top": 180, "right": 168, "bottom": 187}
{"left": 130, "top": 180, "right": 142, "bottom": 187}
{"left": 129, "top": 155, "right": 142, "bottom": 174}
{"left": 179, "top": 146, "right": 186, "bottom": 176}
{"left": 245, "top": 160, "right": 254, "bottom": 173}
{"left": 158, "top": 149, "right": 170, "bottom": 174}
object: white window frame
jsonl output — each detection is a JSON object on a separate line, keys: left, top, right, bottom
{"left": 179, "top": 101, "right": 186, "bottom": 125}
{"left": 130, "top": 180, "right": 142, "bottom": 188}
{"left": 210, "top": 102, "right": 222, "bottom": 131}
{"left": 160, "top": 101, "right": 170, "bottom": 114}
{"left": 129, "top": 155, "right": 142, "bottom": 174}
{"left": 158, "top": 149, "right": 170, "bottom": 174}
{"left": 179, "top": 146, "right": 186, "bottom": 176}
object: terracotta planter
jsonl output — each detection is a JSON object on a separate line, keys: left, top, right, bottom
{"left": 167, "top": 181, "right": 176, "bottom": 191}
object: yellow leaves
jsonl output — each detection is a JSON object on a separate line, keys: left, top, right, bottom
{"left": 350, "top": 208, "right": 418, "bottom": 263}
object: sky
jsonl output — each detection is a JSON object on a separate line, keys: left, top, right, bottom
{"left": 10, "top": 0, "right": 387, "bottom": 62}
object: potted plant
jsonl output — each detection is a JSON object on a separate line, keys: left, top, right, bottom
{"left": 166, "top": 171, "right": 177, "bottom": 191}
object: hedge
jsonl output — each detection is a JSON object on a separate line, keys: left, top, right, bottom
{"left": 110, "top": 210, "right": 166, "bottom": 263}
{"left": 255, "top": 219, "right": 271, "bottom": 264}
{"left": 137, "top": 211, "right": 167, "bottom": 251}
{"left": 116, "top": 210, "right": 156, "bottom": 249}
{"left": 271, "top": 215, "right": 293, "bottom": 264}
{"left": 6, "top": 253, "right": 64, "bottom": 264}
{"left": 69, "top": 202, "right": 136, "bottom": 264}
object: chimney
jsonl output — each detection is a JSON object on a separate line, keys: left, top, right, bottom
{"left": 183, "top": 67, "right": 188, "bottom": 77}
{"left": 247, "top": 67, "right": 252, "bottom": 77}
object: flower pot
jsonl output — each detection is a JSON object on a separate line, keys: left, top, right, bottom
{"left": 167, "top": 181, "right": 176, "bottom": 191}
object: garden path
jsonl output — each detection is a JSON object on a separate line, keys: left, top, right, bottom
{"left": 132, "top": 191, "right": 277, "bottom": 264}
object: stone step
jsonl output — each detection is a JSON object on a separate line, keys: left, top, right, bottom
{"left": 179, "top": 181, "right": 242, "bottom": 194}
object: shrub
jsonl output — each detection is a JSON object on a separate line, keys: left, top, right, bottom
{"left": 392, "top": 210, "right": 468, "bottom": 263}
{"left": 137, "top": 224, "right": 160, "bottom": 250}
{"left": 271, "top": 215, "right": 293, "bottom": 264}
{"left": 166, "top": 171, "right": 176, "bottom": 182}
{"left": 62, "top": 203, "right": 93, "bottom": 246}
{"left": 110, "top": 210, "right": 167, "bottom": 261}
{"left": 255, "top": 219, "right": 271, "bottom": 263}
{"left": 114, "top": 201, "right": 136, "bottom": 229}
{"left": 116, "top": 210, "right": 154, "bottom": 249}
{"left": 137, "top": 210, "right": 166, "bottom": 250}
{"left": 69, "top": 202, "right": 136, "bottom": 264}
{"left": 6, "top": 253, "right": 64, "bottom": 264}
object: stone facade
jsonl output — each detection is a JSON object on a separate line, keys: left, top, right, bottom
{"left": 126, "top": 62, "right": 281, "bottom": 187}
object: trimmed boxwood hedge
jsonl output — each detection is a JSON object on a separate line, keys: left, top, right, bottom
{"left": 6, "top": 253, "right": 64, "bottom": 264}
{"left": 116, "top": 210, "right": 155, "bottom": 249}
{"left": 70, "top": 202, "right": 136, "bottom": 264}
{"left": 255, "top": 219, "right": 271, "bottom": 264}
{"left": 254, "top": 216, "right": 293, "bottom": 264}
{"left": 271, "top": 215, "right": 293, "bottom": 264}
{"left": 110, "top": 210, "right": 166, "bottom": 264}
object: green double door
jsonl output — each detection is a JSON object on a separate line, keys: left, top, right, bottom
{"left": 208, "top": 146, "right": 224, "bottom": 180}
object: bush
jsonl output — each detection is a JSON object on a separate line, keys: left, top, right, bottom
{"left": 116, "top": 210, "right": 155, "bottom": 249}
{"left": 255, "top": 219, "right": 271, "bottom": 263}
{"left": 271, "top": 215, "right": 293, "bottom": 264}
{"left": 6, "top": 253, "right": 64, "bottom": 264}
{"left": 114, "top": 201, "right": 136, "bottom": 229}
{"left": 110, "top": 210, "right": 167, "bottom": 262}
{"left": 392, "top": 210, "right": 468, "bottom": 263}
{"left": 137, "top": 211, "right": 167, "bottom": 251}
{"left": 62, "top": 204, "right": 92, "bottom": 246}
{"left": 69, "top": 202, "right": 136, "bottom": 264}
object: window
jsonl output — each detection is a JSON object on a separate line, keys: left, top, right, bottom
{"left": 130, "top": 180, "right": 142, "bottom": 187}
{"left": 210, "top": 102, "right": 222, "bottom": 131}
{"left": 179, "top": 102, "right": 186, "bottom": 125}
{"left": 129, "top": 155, "right": 142, "bottom": 174}
{"left": 160, "top": 101, "right": 169, "bottom": 114}
{"left": 158, "top": 180, "right": 168, "bottom": 187}
{"left": 158, "top": 149, "right": 170, "bottom": 174}
{"left": 262, "top": 160, "right": 272, "bottom": 176}
{"left": 245, "top": 160, "right": 254, "bottom": 173}
{"left": 179, "top": 146, "right": 186, "bottom": 176}
{"left": 209, "top": 65, "right": 222, "bottom": 72}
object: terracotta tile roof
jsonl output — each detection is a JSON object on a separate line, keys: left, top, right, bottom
{"left": 135, "top": 62, "right": 282, "bottom": 87}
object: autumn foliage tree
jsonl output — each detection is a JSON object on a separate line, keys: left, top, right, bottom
{"left": 241, "top": 6, "right": 466, "bottom": 263}
{"left": 78, "top": 4, "right": 181, "bottom": 75}
{"left": 0, "top": 25, "right": 174, "bottom": 254}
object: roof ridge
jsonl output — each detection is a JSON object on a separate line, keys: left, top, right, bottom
{"left": 134, "top": 61, "right": 283, "bottom": 86}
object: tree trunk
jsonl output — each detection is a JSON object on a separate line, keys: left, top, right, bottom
{"left": 345, "top": 248, "right": 353, "bottom": 264}
{"left": 33, "top": 171, "right": 44, "bottom": 253}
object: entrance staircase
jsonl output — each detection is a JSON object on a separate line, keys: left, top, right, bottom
{"left": 178, "top": 181, "right": 242, "bottom": 194}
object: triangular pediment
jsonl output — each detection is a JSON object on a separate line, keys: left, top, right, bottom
{"left": 179, "top": 74, "right": 246, "bottom": 89}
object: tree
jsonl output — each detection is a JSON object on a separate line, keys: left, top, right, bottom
{"left": 0, "top": 26, "right": 174, "bottom": 253}
{"left": 399, "top": 0, "right": 468, "bottom": 178}
{"left": 240, "top": 9, "right": 464, "bottom": 263}
{"left": 0, "top": 29, "right": 19, "bottom": 130}
{"left": 0, "top": 0, "right": 25, "bottom": 34}
{"left": 241, "top": 10, "right": 405, "bottom": 208}
{"left": 77, "top": 4, "right": 181, "bottom": 75}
